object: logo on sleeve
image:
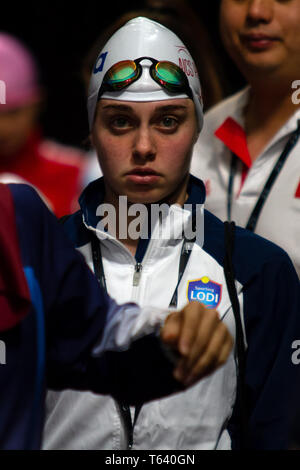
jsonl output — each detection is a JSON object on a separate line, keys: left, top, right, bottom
{"left": 187, "top": 276, "right": 222, "bottom": 308}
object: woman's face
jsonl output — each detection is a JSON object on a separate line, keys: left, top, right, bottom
{"left": 92, "top": 98, "right": 198, "bottom": 205}
{"left": 220, "top": 0, "right": 300, "bottom": 82}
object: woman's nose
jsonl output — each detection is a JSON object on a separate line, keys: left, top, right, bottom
{"left": 246, "top": 0, "right": 274, "bottom": 25}
{"left": 132, "top": 127, "right": 156, "bottom": 162}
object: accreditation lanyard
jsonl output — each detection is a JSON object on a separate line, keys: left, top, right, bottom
{"left": 91, "top": 234, "right": 194, "bottom": 308}
{"left": 227, "top": 120, "right": 300, "bottom": 231}
{"left": 90, "top": 232, "right": 194, "bottom": 448}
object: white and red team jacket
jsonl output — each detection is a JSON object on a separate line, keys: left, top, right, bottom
{"left": 190, "top": 87, "right": 300, "bottom": 278}
{"left": 43, "top": 176, "right": 300, "bottom": 450}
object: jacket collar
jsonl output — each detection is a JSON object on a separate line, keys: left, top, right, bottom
{"left": 215, "top": 86, "right": 300, "bottom": 155}
{"left": 79, "top": 174, "right": 206, "bottom": 232}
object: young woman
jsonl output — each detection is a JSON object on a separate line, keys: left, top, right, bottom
{"left": 44, "top": 17, "right": 300, "bottom": 450}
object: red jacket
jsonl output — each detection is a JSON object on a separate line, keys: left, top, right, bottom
{"left": 0, "top": 131, "right": 85, "bottom": 218}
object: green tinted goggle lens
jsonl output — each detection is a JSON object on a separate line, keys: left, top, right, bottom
{"left": 155, "top": 62, "right": 183, "bottom": 86}
{"left": 105, "top": 61, "right": 138, "bottom": 88}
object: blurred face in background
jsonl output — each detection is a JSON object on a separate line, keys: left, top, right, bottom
{"left": 219, "top": 0, "right": 300, "bottom": 83}
{"left": 92, "top": 98, "right": 198, "bottom": 206}
{"left": 0, "top": 103, "right": 39, "bottom": 160}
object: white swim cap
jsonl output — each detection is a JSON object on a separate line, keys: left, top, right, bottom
{"left": 87, "top": 17, "right": 203, "bottom": 131}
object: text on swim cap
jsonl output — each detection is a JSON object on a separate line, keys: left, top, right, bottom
{"left": 178, "top": 58, "right": 198, "bottom": 78}
{"left": 94, "top": 52, "right": 108, "bottom": 74}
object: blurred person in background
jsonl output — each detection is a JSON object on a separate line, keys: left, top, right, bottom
{"left": 0, "top": 33, "right": 86, "bottom": 218}
{"left": 190, "top": 0, "right": 300, "bottom": 278}
{"left": 80, "top": 1, "right": 227, "bottom": 186}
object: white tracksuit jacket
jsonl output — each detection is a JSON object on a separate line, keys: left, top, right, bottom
{"left": 43, "top": 175, "right": 300, "bottom": 450}
{"left": 190, "top": 87, "right": 300, "bottom": 278}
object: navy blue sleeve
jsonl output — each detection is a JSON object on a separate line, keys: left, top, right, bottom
{"left": 10, "top": 184, "right": 111, "bottom": 368}
{"left": 231, "top": 251, "right": 300, "bottom": 449}
{"left": 9, "top": 184, "right": 181, "bottom": 404}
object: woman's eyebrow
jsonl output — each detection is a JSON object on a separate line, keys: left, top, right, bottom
{"left": 101, "top": 104, "right": 188, "bottom": 112}
{"left": 102, "top": 104, "right": 133, "bottom": 112}
{"left": 154, "top": 104, "right": 188, "bottom": 112}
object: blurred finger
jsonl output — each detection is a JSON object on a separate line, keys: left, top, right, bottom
{"left": 183, "top": 323, "right": 233, "bottom": 386}
{"left": 160, "top": 310, "right": 181, "bottom": 347}
{"left": 184, "top": 308, "right": 221, "bottom": 371}
{"left": 177, "top": 301, "right": 205, "bottom": 356}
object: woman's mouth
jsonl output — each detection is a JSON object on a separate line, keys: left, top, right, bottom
{"left": 126, "top": 168, "right": 160, "bottom": 185}
{"left": 240, "top": 33, "right": 280, "bottom": 51}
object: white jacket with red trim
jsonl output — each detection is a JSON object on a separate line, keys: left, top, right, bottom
{"left": 190, "top": 87, "right": 300, "bottom": 277}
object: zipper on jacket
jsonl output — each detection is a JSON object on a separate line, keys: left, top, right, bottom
{"left": 118, "top": 402, "right": 143, "bottom": 450}
{"left": 132, "top": 263, "right": 143, "bottom": 286}
{"left": 119, "top": 403, "right": 134, "bottom": 449}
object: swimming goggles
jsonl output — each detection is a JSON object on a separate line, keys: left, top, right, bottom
{"left": 97, "top": 56, "right": 193, "bottom": 100}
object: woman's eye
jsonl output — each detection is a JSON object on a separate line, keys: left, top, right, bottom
{"left": 111, "top": 117, "right": 130, "bottom": 128}
{"left": 161, "top": 116, "right": 178, "bottom": 128}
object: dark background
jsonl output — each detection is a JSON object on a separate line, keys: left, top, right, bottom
{"left": 1, "top": 1, "right": 245, "bottom": 149}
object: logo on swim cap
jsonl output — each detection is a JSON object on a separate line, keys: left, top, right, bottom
{"left": 176, "top": 46, "right": 198, "bottom": 77}
{"left": 94, "top": 52, "right": 108, "bottom": 74}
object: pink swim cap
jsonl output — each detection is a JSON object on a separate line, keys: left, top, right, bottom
{"left": 0, "top": 33, "right": 40, "bottom": 109}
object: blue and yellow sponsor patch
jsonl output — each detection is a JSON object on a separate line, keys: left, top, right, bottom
{"left": 187, "top": 276, "right": 222, "bottom": 309}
